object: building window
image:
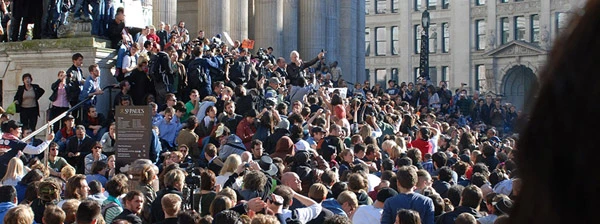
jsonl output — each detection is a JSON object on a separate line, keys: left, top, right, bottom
{"left": 414, "top": 0, "right": 422, "bottom": 11}
{"left": 365, "top": 28, "right": 371, "bottom": 56}
{"left": 442, "top": 66, "right": 450, "bottom": 82}
{"left": 442, "top": 0, "right": 450, "bottom": 9}
{"left": 429, "top": 66, "right": 438, "bottom": 84}
{"left": 427, "top": 0, "right": 436, "bottom": 10}
{"left": 366, "top": 0, "right": 371, "bottom": 14}
{"left": 514, "top": 16, "right": 526, "bottom": 41}
{"left": 366, "top": 69, "right": 371, "bottom": 83}
{"left": 376, "top": 69, "right": 387, "bottom": 87}
{"left": 414, "top": 67, "right": 421, "bottom": 81}
{"left": 556, "top": 12, "right": 568, "bottom": 36}
{"left": 429, "top": 23, "right": 437, "bottom": 53}
{"left": 500, "top": 17, "right": 509, "bottom": 45}
{"left": 476, "top": 0, "right": 485, "bottom": 6}
{"left": 442, "top": 23, "right": 450, "bottom": 53}
{"left": 392, "top": 0, "right": 399, "bottom": 13}
{"left": 391, "top": 68, "right": 399, "bottom": 82}
{"left": 376, "top": 0, "right": 387, "bottom": 14}
{"left": 475, "top": 64, "right": 485, "bottom": 91}
{"left": 414, "top": 25, "right": 421, "bottom": 54}
{"left": 500, "top": 0, "right": 508, "bottom": 3}
{"left": 392, "top": 26, "right": 399, "bottom": 55}
{"left": 531, "top": 14, "right": 540, "bottom": 44}
{"left": 475, "top": 20, "right": 486, "bottom": 50}
{"left": 376, "top": 27, "right": 386, "bottom": 56}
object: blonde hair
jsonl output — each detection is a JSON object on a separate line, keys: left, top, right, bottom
{"left": 389, "top": 145, "right": 403, "bottom": 161}
{"left": 61, "top": 165, "right": 76, "bottom": 181}
{"left": 3, "top": 205, "right": 34, "bottom": 224}
{"left": 251, "top": 214, "right": 279, "bottom": 224}
{"left": 220, "top": 154, "right": 242, "bottom": 175}
{"left": 1, "top": 157, "right": 24, "bottom": 183}
{"left": 217, "top": 187, "right": 237, "bottom": 204}
{"left": 382, "top": 140, "right": 398, "bottom": 153}
{"left": 358, "top": 125, "right": 372, "bottom": 141}
{"left": 161, "top": 193, "right": 182, "bottom": 216}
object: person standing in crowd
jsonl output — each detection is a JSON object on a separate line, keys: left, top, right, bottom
{"left": 114, "top": 191, "right": 144, "bottom": 224}
{"left": 286, "top": 50, "right": 324, "bottom": 86}
{"left": 0, "top": 120, "right": 53, "bottom": 179}
{"left": 13, "top": 73, "right": 45, "bottom": 131}
{"left": 79, "top": 64, "right": 104, "bottom": 110}
{"left": 107, "top": 7, "right": 125, "bottom": 49}
{"left": 381, "top": 166, "right": 434, "bottom": 224}
{"left": 49, "top": 71, "right": 72, "bottom": 133}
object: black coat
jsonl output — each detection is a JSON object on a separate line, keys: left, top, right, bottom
{"left": 65, "top": 135, "right": 95, "bottom": 157}
{"left": 66, "top": 65, "right": 84, "bottom": 103}
{"left": 286, "top": 57, "right": 319, "bottom": 86}
{"left": 49, "top": 79, "right": 74, "bottom": 104}
{"left": 14, "top": 84, "right": 45, "bottom": 116}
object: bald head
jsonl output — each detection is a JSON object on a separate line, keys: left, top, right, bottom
{"left": 282, "top": 172, "right": 302, "bottom": 192}
{"left": 240, "top": 151, "right": 252, "bottom": 163}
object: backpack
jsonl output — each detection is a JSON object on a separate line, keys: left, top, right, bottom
{"left": 148, "top": 52, "right": 173, "bottom": 92}
{"left": 187, "top": 62, "right": 209, "bottom": 88}
{"left": 101, "top": 201, "right": 120, "bottom": 218}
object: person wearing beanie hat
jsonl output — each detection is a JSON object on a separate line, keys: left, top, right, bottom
{"left": 352, "top": 187, "right": 398, "bottom": 224}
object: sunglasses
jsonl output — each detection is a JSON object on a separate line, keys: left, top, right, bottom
{"left": 50, "top": 148, "right": 58, "bottom": 151}
{"left": 94, "top": 146, "right": 102, "bottom": 149}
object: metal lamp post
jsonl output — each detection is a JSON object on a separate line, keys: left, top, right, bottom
{"left": 419, "top": 10, "right": 430, "bottom": 81}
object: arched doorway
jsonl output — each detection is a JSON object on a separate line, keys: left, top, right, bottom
{"left": 502, "top": 65, "right": 538, "bottom": 111}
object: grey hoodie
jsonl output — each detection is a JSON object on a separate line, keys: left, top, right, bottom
{"left": 218, "top": 134, "right": 246, "bottom": 160}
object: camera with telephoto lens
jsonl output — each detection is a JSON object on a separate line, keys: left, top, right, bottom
{"left": 252, "top": 48, "right": 270, "bottom": 62}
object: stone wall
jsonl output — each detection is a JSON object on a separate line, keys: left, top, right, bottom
{"left": 0, "top": 37, "right": 117, "bottom": 130}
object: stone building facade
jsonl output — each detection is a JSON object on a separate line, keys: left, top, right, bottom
{"left": 365, "top": 0, "right": 586, "bottom": 109}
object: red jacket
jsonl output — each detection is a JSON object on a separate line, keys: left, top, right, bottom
{"left": 411, "top": 138, "right": 432, "bottom": 160}
{"left": 236, "top": 118, "right": 256, "bottom": 150}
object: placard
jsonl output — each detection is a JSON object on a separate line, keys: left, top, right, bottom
{"left": 115, "top": 106, "right": 152, "bottom": 169}
{"left": 242, "top": 39, "right": 255, "bottom": 49}
{"left": 328, "top": 87, "right": 348, "bottom": 98}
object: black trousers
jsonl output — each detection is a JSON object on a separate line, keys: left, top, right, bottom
{"left": 49, "top": 106, "right": 69, "bottom": 133}
{"left": 19, "top": 107, "right": 39, "bottom": 131}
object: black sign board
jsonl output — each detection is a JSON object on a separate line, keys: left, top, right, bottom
{"left": 115, "top": 106, "right": 152, "bottom": 169}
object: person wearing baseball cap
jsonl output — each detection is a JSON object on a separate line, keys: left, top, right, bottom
{"left": 265, "top": 77, "right": 283, "bottom": 105}
{"left": 0, "top": 120, "right": 54, "bottom": 179}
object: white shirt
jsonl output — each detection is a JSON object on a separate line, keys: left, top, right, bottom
{"left": 352, "top": 205, "right": 383, "bottom": 224}
{"left": 281, "top": 203, "right": 322, "bottom": 224}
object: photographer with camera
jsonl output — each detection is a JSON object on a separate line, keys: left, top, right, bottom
{"left": 229, "top": 49, "right": 258, "bottom": 86}
{"left": 187, "top": 45, "right": 220, "bottom": 99}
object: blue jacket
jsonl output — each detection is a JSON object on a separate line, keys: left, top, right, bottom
{"left": 0, "top": 202, "right": 16, "bottom": 223}
{"left": 321, "top": 198, "right": 347, "bottom": 217}
{"left": 187, "top": 57, "right": 219, "bottom": 98}
{"left": 381, "top": 193, "right": 435, "bottom": 224}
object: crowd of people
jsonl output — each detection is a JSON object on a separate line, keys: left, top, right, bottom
{"left": 0, "top": 3, "right": 533, "bottom": 224}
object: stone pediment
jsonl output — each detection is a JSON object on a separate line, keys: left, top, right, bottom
{"left": 484, "top": 41, "right": 546, "bottom": 58}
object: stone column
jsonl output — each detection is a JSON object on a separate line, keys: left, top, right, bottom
{"left": 176, "top": 0, "right": 198, "bottom": 35}
{"left": 399, "top": 0, "right": 411, "bottom": 82}
{"left": 254, "top": 0, "right": 283, "bottom": 57}
{"left": 325, "top": 0, "right": 339, "bottom": 64}
{"left": 298, "top": 0, "right": 326, "bottom": 62}
{"left": 282, "top": 0, "right": 298, "bottom": 60}
{"left": 197, "top": 0, "right": 231, "bottom": 38}
{"left": 152, "top": 0, "right": 177, "bottom": 26}
{"left": 451, "top": 0, "right": 471, "bottom": 88}
{"left": 230, "top": 0, "right": 249, "bottom": 42}
{"left": 339, "top": 0, "right": 358, "bottom": 84}
{"left": 356, "top": 0, "right": 365, "bottom": 84}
